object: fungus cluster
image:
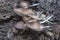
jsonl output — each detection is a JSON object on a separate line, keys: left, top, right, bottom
{"left": 13, "top": 1, "right": 51, "bottom": 32}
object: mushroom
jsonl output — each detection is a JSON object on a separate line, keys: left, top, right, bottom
{"left": 26, "top": 21, "right": 41, "bottom": 31}
{"left": 15, "top": 21, "right": 27, "bottom": 29}
{"left": 13, "top": 1, "right": 40, "bottom": 20}
{"left": 13, "top": 1, "right": 51, "bottom": 31}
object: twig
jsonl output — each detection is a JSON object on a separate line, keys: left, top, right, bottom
{"left": 39, "top": 25, "right": 51, "bottom": 30}
{"left": 40, "top": 15, "right": 54, "bottom": 23}
{"left": 29, "top": 3, "right": 39, "bottom": 7}
{"left": 7, "top": 29, "right": 13, "bottom": 38}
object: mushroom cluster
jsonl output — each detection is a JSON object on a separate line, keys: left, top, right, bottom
{"left": 13, "top": 1, "right": 51, "bottom": 32}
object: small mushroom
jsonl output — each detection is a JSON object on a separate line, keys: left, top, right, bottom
{"left": 13, "top": 1, "right": 40, "bottom": 20}
{"left": 26, "top": 21, "right": 41, "bottom": 31}
{"left": 15, "top": 21, "right": 27, "bottom": 29}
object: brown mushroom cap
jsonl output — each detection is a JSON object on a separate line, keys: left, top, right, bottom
{"left": 26, "top": 21, "right": 41, "bottom": 31}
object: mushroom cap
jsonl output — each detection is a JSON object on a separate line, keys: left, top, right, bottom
{"left": 13, "top": 8, "right": 35, "bottom": 16}
{"left": 15, "top": 21, "right": 27, "bottom": 29}
{"left": 20, "top": 1, "right": 29, "bottom": 8}
{"left": 26, "top": 21, "right": 41, "bottom": 31}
